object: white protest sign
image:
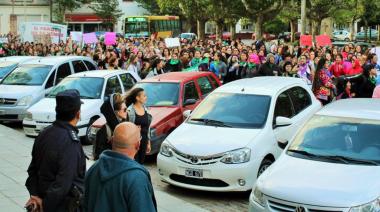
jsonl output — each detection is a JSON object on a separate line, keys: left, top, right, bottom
{"left": 0, "top": 37, "right": 8, "bottom": 43}
{"left": 164, "top": 38, "right": 181, "bottom": 48}
{"left": 70, "top": 31, "right": 83, "bottom": 42}
{"left": 19, "top": 22, "right": 67, "bottom": 44}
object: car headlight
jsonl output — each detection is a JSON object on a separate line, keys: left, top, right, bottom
{"left": 24, "top": 112, "right": 33, "bottom": 121}
{"left": 160, "top": 142, "right": 173, "bottom": 157}
{"left": 252, "top": 187, "right": 266, "bottom": 207}
{"left": 350, "top": 198, "right": 380, "bottom": 212}
{"left": 220, "top": 148, "right": 251, "bottom": 164}
{"left": 17, "top": 95, "right": 33, "bottom": 106}
{"left": 150, "top": 128, "right": 156, "bottom": 139}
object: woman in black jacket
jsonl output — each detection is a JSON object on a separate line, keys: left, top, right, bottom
{"left": 357, "top": 64, "right": 377, "bottom": 98}
{"left": 93, "top": 93, "right": 127, "bottom": 160}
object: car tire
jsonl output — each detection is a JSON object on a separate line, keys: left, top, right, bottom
{"left": 82, "top": 118, "right": 97, "bottom": 145}
{"left": 257, "top": 159, "right": 273, "bottom": 177}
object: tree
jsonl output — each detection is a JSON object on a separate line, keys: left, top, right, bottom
{"left": 279, "top": 0, "right": 300, "bottom": 42}
{"left": 241, "top": 0, "right": 285, "bottom": 40}
{"left": 90, "top": 0, "right": 123, "bottom": 31}
{"left": 331, "top": 0, "right": 364, "bottom": 40}
{"left": 307, "top": 0, "right": 342, "bottom": 37}
{"left": 134, "top": 0, "right": 161, "bottom": 15}
{"left": 53, "top": 0, "right": 84, "bottom": 24}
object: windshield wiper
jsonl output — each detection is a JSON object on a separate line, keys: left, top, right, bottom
{"left": 287, "top": 149, "right": 318, "bottom": 158}
{"left": 318, "top": 155, "right": 379, "bottom": 166}
{"left": 190, "top": 118, "right": 232, "bottom": 128}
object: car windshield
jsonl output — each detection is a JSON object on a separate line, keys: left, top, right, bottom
{"left": 48, "top": 77, "right": 104, "bottom": 99}
{"left": 1, "top": 64, "right": 52, "bottom": 85}
{"left": 188, "top": 93, "right": 271, "bottom": 128}
{"left": 288, "top": 115, "right": 380, "bottom": 165}
{"left": 0, "top": 62, "right": 17, "bottom": 79}
{"left": 181, "top": 34, "right": 193, "bottom": 39}
{"left": 136, "top": 82, "right": 180, "bottom": 106}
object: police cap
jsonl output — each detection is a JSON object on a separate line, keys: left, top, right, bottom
{"left": 55, "top": 89, "right": 83, "bottom": 112}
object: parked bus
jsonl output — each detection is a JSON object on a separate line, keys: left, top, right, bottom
{"left": 124, "top": 16, "right": 181, "bottom": 38}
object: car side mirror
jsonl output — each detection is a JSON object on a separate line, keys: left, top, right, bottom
{"left": 275, "top": 116, "right": 293, "bottom": 128}
{"left": 277, "top": 140, "right": 289, "bottom": 150}
{"left": 184, "top": 99, "right": 197, "bottom": 106}
{"left": 183, "top": 110, "right": 192, "bottom": 119}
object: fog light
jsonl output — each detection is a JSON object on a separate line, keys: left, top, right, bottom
{"left": 238, "top": 179, "right": 246, "bottom": 186}
{"left": 158, "top": 169, "right": 164, "bottom": 176}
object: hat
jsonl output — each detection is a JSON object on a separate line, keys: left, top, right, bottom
{"left": 248, "top": 54, "right": 260, "bottom": 64}
{"left": 55, "top": 89, "right": 83, "bottom": 112}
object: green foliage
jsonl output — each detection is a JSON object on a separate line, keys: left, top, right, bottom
{"left": 263, "top": 18, "right": 288, "bottom": 34}
{"left": 134, "top": 0, "right": 162, "bottom": 15}
{"left": 53, "top": 0, "right": 83, "bottom": 23}
{"left": 90, "top": 0, "right": 123, "bottom": 27}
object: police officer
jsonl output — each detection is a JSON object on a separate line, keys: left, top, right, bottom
{"left": 25, "top": 89, "right": 86, "bottom": 212}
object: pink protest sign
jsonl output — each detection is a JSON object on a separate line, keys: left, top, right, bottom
{"left": 83, "top": 32, "right": 98, "bottom": 44}
{"left": 104, "top": 32, "right": 116, "bottom": 46}
{"left": 316, "top": 35, "right": 332, "bottom": 46}
{"left": 300, "top": 35, "right": 312, "bottom": 46}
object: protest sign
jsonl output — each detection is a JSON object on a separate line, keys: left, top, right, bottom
{"left": 316, "top": 35, "right": 332, "bottom": 46}
{"left": 83, "top": 32, "right": 98, "bottom": 44}
{"left": 0, "top": 37, "right": 8, "bottom": 43}
{"left": 104, "top": 32, "right": 116, "bottom": 46}
{"left": 164, "top": 38, "right": 181, "bottom": 48}
{"left": 19, "top": 22, "right": 67, "bottom": 45}
{"left": 70, "top": 31, "right": 83, "bottom": 42}
{"left": 300, "top": 35, "right": 312, "bottom": 46}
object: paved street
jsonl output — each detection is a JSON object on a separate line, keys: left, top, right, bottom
{"left": 0, "top": 123, "right": 249, "bottom": 212}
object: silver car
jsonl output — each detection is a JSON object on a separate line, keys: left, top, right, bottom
{"left": 0, "top": 56, "right": 39, "bottom": 82}
{"left": 0, "top": 56, "right": 97, "bottom": 122}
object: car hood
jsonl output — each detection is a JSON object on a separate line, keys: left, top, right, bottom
{"left": 0, "top": 85, "right": 42, "bottom": 99}
{"left": 258, "top": 154, "right": 380, "bottom": 207}
{"left": 167, "top": 123, "right": 262, "bottom": 156}
{"left": 28, "top": 98, "right": 102, "bottom": 122}
{"left": 148, "top": 106, "right": 181, "bottom": 127}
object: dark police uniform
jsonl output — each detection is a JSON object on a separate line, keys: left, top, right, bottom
{"left": 25, "top": 90, "right": 86, "bottom": 212}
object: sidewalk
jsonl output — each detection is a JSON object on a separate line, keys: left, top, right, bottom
{"left": 0, "top": 124, "right": 208, "bottom": 212}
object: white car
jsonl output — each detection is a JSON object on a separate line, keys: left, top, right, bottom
{"left": 0, "top": 56, "right": 97, "bottom": 122}
{"left": 0, "top": 56, "right": 39, "bottom": 82}
{"left": 333, "top": 30, "right": 351, "bottom": 41}
{"left": 23, "top": 70, "right": 140, "bottom": 143}
{"left": 249, "top": 99, "right": 380, "bottom": 212}
{"left": 157, "top": 77, "right": 322, "bottom": 192}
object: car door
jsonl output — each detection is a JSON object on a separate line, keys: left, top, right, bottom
{"left": 83, "top": 60, "right": 97, "bottom": 71}
{"left": 72, "top": 60, "right": 88, "bottom": 73}
{"left": 196, "top": 76, "right": 215, "bottom": 99}
{"left": 182, "top": 80, "right": 200, "bottom": 111}
{"left": 287, "top": 86, "right": 316, "bottom": 131}
{"left": 119, "top": 73, "right": 137, "bottom": 93}
{"left": 273, "top": 89, "right": 296, "bottom": 144}
{"left": 55, "top": 62, "right": 71, "bottom": 85}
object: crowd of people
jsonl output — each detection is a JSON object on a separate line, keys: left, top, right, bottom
{"left": 1, "top": 32, "right": 380, "bottom": 104}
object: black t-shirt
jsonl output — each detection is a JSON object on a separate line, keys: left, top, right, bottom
{"left": 135, "top": 112, "right": 149, "bottom": 142}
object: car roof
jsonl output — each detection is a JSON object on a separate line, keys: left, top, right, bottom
{"left": 317, "top": 99, "right": 380, "bottom": 120}
{"left": 0, "top": 56, "right": 39, "bottom": 63}
{"left": 141, "top": 72, "right": 214, "bottom": 83}
{"left": 214, "top": 77, "right": 307, "bottom": 96}
{"left": 67, "top": 70, "right": 133, "bottom": 78}
{"left": 22, "top": 56, "right": 92, "bottom": 66}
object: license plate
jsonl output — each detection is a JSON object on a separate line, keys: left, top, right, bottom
{"left": 185, "top": 168, "right": 203, "bottom": 178}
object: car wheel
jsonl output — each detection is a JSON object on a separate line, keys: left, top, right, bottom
{"left": 257, "top": 159, "right": 273, "bottom": 177}
{"left": 82, "top": 118, "right": 97, "bottom": 145}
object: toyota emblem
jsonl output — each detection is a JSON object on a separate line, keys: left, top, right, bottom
{"left": 295, "top": 206, "right": 306, "bottom": 212}
{"left": 190, "top": 157, "right": 199, "bottom": 164}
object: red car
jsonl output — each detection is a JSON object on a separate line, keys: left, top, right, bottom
{"left": 89, "top": 72, "right": 221, "bottom": 156}
{"left": 137, "top": 72, "right": 221, "bottom": 155}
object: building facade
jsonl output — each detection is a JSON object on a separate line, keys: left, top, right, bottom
{"left": 0, "top": 0, "right": 50, "bottom": 35}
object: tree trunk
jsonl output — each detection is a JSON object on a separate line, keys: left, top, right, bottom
{"left": 300, "top": 0, "right": 307, "bottom": 34}
{"left": 197, "top": 19, "right": 206, "bottom": 40}
{"left": 290, "top": 20, "right": 296, "bottom": 42}
{"left": 230, "top": 23, "right": 236, "bottom": 40}
{"left": 255, "top": 15, "right": 264, "bottom": 40}
{"left": 350, "top": 19, "right": 355, "bottom": 41}
{"left": 312, "top": 20, "right": 321, "bottom": 37}
{"left": 364, "top": 20, "right": 368, "bottom": 42}
{"left": 216, "top": 21, "right": 223, "bottom": 41}
{"left": 378, "top": 25, "right": 380, "bottom": 41}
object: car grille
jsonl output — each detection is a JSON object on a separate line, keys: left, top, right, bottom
{"left": 172, "top": 149, "right": 223, "bottom": 165}
{"left": 0, "top": 114, "right": 18, "bottom": 120}
{"left": 169, "top": 174, "right": 229, "bottom": 187}
{"left": 0, "top": 98, "right": 17, "bottom": 105}
{"left": 267, "top": 197, "right": 345, "bottom": 212}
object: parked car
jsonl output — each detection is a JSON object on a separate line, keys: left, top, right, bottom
{"left": 249, "top": 98, "right": 380, "bottom": 212}
{"left": 355, "top": 29, "right": 379, "bottom": 41}
{"left": 333, "top": 29, "right": 351, "bottom": 41}
{"left": 0, "top": 56, "right": 97, "bottom": 122}
{"left": 23, "top": 70, "right": 140, "bottom": 143}
{"left": 0, "top": 56, "right": 39, "bottom": 82}
{"left": 157, "top": 77, "right": 322, "bottom": 191}
{"left": 88, "top": 72, "right": 221, "bottom": 154}
{"left": 179, "top": 33, "right": 198, "bottom": 42}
